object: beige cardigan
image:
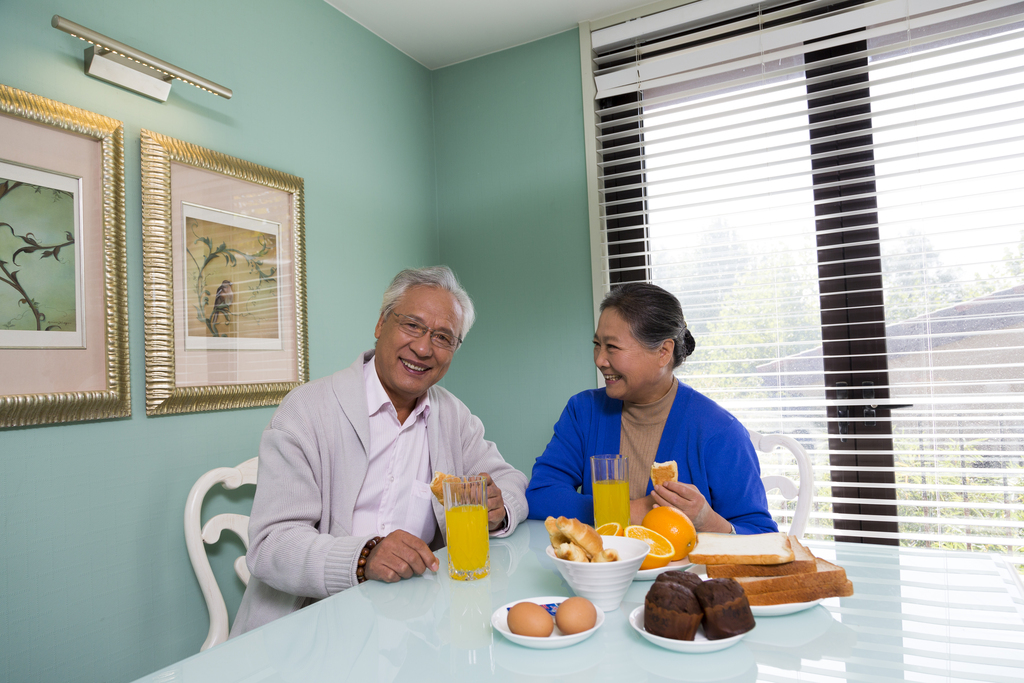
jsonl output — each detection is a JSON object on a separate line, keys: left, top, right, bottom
{"left": 230, "top": 351, "right": 529, "bottom": 637}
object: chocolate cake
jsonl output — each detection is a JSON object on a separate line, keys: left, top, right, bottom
{"left": 655, "top": 570, "right": 704, "bottom": 592}
{"left": 694, "top": 577, "right": 755, "bottom": 640}
{"left": 643, "top": 581, "right": 702, "bottom": 641}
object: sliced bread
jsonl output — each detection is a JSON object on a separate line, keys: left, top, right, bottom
{"left": 734, "top": 558, "right": 848, "bottom": 595}
{"left": 689, "top": 531, "right": 795, "bottom": 565}
{"left": 744, "top": 579, "right": 855, "bottom": 606}
{"left": 706, "top": 536, "right": 817, "bottom": 578}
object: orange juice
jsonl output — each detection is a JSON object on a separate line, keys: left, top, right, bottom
{"left": 446, "top": 503, "right": 489, "bottom": 580}
{"left": 593, "top": 479, "right": 629, "bottom": 529}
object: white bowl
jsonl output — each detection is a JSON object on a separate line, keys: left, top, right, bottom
{"left": 544, "top": 535, "right": 649, "bottom": 611}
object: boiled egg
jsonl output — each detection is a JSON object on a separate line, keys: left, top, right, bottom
{"left": 506, "top": 602, "right": 554, "bottom": 638}
{"left": 555, "top": 596, "right": 597, "bottom": 635}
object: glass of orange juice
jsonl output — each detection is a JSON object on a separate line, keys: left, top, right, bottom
{"left": 443, "top": 475, "right": 490, "bottom": 581}
{"left": 591, "top": 455, "right": 629, "bottom": 529}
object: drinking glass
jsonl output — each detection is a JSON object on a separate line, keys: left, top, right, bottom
{"left": 590, "top": 455, "right": 629, "bottom": 529}
{"left": 443, "top": 475, "right": 490, "bottom": 580}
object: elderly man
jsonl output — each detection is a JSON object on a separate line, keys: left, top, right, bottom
{"left": 231, "top": 266, "right": 528, "bottom": 636}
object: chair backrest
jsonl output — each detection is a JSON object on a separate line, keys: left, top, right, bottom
{"left": 184, "top": 457, "right": 258, "bottom": 651}
{"left": 749, "top": 429, "right": 813, "bottom": 538}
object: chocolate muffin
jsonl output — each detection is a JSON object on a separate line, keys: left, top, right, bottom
{"left": 644, "top": 581, "right": 702, "bottom": 641}
{"left": 694, "top": 578, "right": 756, "bottom": 640}
{"left": 655, "top": 570, "right": 704, "bottom": 592}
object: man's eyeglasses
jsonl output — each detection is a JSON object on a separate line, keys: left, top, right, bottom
{"left": 390, "top": 312, "right": 462, "bottom": 351}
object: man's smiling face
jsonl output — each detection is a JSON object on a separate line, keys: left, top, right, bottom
{"left": 374, "top": 285, "right": 461, "bottom": 414}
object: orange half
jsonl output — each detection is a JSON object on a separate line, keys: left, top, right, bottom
{"left": 626, "top": 525, "right": 675, "bottom": 571}
{"left": 641, "top": 506, "right": 696, "bottom": 562}
{"left": 596, "top": 522, "right": 624, "bottom": 536}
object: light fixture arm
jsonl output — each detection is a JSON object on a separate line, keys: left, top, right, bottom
{"left": 52, "top": 15, "right": 232, "bottom": 100}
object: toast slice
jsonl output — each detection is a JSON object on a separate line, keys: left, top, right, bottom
{"left": 744, "top": 579, "right": 855, "bottom": 606}
{"left": 689, "top": 532, "right": 794, "bottom": 565}
{"left": 706, "top": 536, "right": 816, "bottom": 578}
{"left": 734, "top": 558, "right": 848, "bottom": 596}
{"left": 651, "top": 461, "right": 678, "bottom": 487}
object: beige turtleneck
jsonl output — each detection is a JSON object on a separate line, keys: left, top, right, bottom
{"left": 621, "top": 380, "right": 678, "bottom": 499}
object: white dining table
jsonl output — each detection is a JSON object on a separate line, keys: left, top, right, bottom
{"left": 133, "top": 519, "right": 1024, "bottom": 683}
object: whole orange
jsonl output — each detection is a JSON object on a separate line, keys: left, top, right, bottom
{"left": 642, "top": 506, "right": 696, "bottom": 562}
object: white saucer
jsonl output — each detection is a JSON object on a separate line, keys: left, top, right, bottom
{"left": 750, "top": 599, "right": 822, "bottom": 617}
{"left": 634, "top": 559, "right": 694, "bottom": 581}
{"left": 628, "top": 605, "right": 753, "bottom": 653}
{"left": 492, "top": 596, "right": 605, "bottom": 649}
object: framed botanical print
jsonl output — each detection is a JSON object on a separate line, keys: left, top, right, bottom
{"left": 0, "top": 84, "right": 129, "bottom": 427}
{"left": 140, "top": 129, "right": 307, "bottom": 415}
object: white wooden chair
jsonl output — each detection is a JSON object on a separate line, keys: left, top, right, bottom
{"left": 184, "top": 457, "right": 258, "bottom": 651}
{"left": 749, "top": 430, "right": 813, "bottom": 538}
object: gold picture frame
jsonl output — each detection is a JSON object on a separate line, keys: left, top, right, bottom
{"left": 0, "top": 84, "right": 129, "bottom": 428}
{"left": 140, "top": 130, "right": 307, "bottom": 415}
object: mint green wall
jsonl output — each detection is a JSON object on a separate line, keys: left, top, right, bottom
{"left": 0, "top": 1, "right": 438, "bottom": 682}
{"left": 1, "top": 4, "right": 594, "bottom": 681}
{"left": 432, "top": 30, "right": 597, "bottom": 476}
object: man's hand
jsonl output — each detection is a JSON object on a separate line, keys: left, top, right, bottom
{"left": 652, "top": 481, "right": 731, "bottom": 533}
{"left": 364, "top": 529, "right": 439, "bottom": 583}
{"left": 479, "top": 472, "right": 507, "bottom": 531}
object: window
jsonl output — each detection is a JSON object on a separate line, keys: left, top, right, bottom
{"left": 585, "top": 0, "right": 1024, "bottom": 563}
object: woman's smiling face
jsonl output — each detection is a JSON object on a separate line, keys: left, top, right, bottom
{"left": 593, "top": 307, "right": 674, "bottom": 404}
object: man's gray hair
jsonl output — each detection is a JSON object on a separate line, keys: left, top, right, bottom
{"left": 380, "top": 266, "right": 476, "bottom": 340}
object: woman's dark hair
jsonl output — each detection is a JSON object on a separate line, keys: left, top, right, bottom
{"left": 600, "top": 283, "right": 695, "bottom": 368}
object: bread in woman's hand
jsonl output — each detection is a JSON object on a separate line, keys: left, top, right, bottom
{"left": 651, "top": 461, "right": 678, "bottom": 487}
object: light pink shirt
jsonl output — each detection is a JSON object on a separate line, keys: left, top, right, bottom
{"left": 350, "top": 356, "right": 437, "bottom": 543}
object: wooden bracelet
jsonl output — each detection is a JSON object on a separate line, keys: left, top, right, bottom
{"left": 355, "top": 536, "right": 383, "bottom": 584}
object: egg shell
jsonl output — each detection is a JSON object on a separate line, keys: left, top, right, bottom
{"left": 507, "top": 602, "right": 554, "bottom": 638}
{"left": 555, "top": 596, "right": 597, "bottom": 635}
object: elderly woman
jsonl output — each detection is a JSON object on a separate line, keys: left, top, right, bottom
{"left": 525, "top": 283, "right": 776, "bottom": 535}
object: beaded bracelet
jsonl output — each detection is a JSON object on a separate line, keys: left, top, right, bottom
{"left": 355, "top": 536, "right": 383, "bottom": 584}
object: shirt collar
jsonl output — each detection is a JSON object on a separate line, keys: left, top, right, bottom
{"left": 363, "top": 354, "right": 431, "bottom": 420}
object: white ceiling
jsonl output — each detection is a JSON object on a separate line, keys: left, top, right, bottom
{"left": 323, "top": 0, "right": 654, "bottom": 70}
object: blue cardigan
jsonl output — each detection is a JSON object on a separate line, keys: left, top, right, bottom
{"left": 525, "top": 382, "right": 777, "bottom": 535}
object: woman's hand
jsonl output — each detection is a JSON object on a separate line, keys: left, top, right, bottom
{"left": 652, "top": 481, "right": 732, "bottom": 533}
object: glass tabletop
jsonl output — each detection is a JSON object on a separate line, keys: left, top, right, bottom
{"left": 136, "top": 520, "right": 1024, "bottom": 683}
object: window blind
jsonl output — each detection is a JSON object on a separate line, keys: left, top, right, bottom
{"left": 588, "top": 0, "right": 1024, "bottom": 562}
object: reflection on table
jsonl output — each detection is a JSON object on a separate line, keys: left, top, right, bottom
{"left": 134, "top": 519, "right": 1024, "bottom": 683}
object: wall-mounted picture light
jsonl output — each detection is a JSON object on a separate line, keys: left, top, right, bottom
{"left": 51, "top": 15, "right": 232, "bottom": 102}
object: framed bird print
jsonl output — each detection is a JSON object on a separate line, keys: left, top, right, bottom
{"left": 0, "top": 84, "right": 130, "bottom": 428}
{"left": 140, "top": 129, "right": 308, "bottom": 415}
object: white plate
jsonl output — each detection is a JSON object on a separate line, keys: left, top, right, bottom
{"left": 492, "top": 596, "right": 605, "bottom": 649}
{"left": 628, "top": 606, "right": 753, "bottom": 653}
{"left": 634, "top": 559, "right": 695, "bottom": 581}
{"left": 750, "top": 599, "right": 823, "bottom": 617}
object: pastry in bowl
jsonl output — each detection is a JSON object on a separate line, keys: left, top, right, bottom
{"left": 545, "top": 533, "right": 650, "bottom": 611}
